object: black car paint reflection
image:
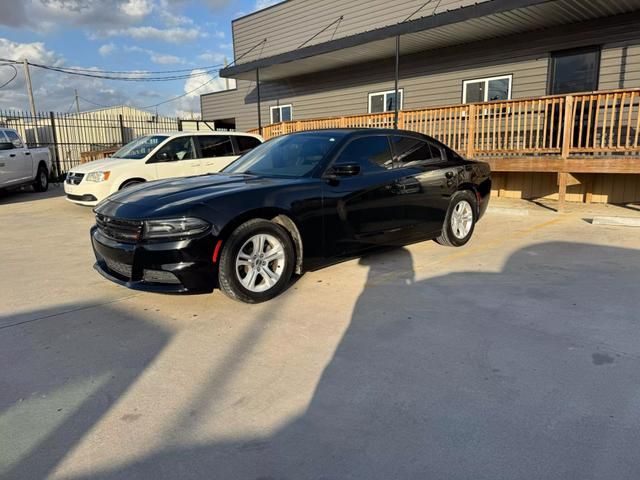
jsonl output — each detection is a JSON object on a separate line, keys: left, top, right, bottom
{"left": 91, "top": 129, "right": 491, "bottom": 294}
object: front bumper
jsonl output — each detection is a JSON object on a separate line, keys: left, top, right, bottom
{"left": 91, "top": 226, "right": 217, "bottom": 293}
{"left": 64, "top": 181, "right": 111, "bottom": 206}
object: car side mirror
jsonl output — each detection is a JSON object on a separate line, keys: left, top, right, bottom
{"left": 0, "top": 142, "right": 14, "bottom": 151}
{"left": 332, "top": 163, "right": 361, "bottom": 177}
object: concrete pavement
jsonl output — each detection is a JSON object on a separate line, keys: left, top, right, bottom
{"left": 1, "top": 186, "right": 640, "bottom": 479}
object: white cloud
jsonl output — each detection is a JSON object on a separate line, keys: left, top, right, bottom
{"left": 0, "top": 0, "right": 157, "bottom": 31}
{"left": 197, "top": 51, "right": 226, "bottom": 64}
{"left": 98, "top": 43, "right": 117, "bottom": 56}
{"left": 99, "top": 25, "right": 205, "bottom": 43}
{"left": 119, "top": 0, "right": 154, "bottom": 17}
{"left": 125, "top": 45, "right": 184, "bottom": 64}
{"left": 0, "top": 37, "right": 162, "bottom": 114}
{"left": 175, "top": 69, "right": 230, "bottom": 118}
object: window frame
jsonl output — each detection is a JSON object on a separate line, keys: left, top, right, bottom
{"left": 196, "top": 134, "right": 235, "bottom": 159}
{"left": 547, "top": 46, "right": 601, "bottom": 95}
{"left": 462, "top": 75, "right": 513, "bottom": 104}
{"left": 390, "top": 135, "right": 446, "bottom": 168}
{"left": 232, "top": 135, "right": 262, "bottom": 155}
{"left": 327, "top": 134, "right": 395, "bottom": 175}
{"left": 270, "top": 104, "right": 293, "bottom": 124}
{"left": 368, "top": 89, "right": 404, "bottom": 114}
{"left": 151, "top": 135, "right": 197, "bottom": 163}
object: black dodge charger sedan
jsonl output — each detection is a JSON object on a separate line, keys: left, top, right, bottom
{"left": 91, "top": 129, "right": 491, "bottom": 303}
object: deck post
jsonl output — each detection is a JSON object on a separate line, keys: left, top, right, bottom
{"left": 558, "top": 95, "right": 574, "bottom": 212}
{"left": 466, "top": 104, "right": 476, "bottom": 158}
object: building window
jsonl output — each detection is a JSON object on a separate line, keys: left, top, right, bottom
{"left": 548, "top": 47, "right": 600, "bottom": 95}
{"left": 368, "top": 89, "right": 403, "bottom": 113}
{"left": 270, "top": 104, "right": 292, "bottom": 123}
{"left": 462, "top": 75, "right": 512, "bottom": 103}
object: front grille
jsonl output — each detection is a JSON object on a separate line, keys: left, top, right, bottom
{"left": 96, "top": 214, "right": 143, "bottom": 243}
{"left": 104, "top": 258, "right": 133, "bottom": 278}
{"left": 66, "top": 172, "right": 84, "bottom": 185}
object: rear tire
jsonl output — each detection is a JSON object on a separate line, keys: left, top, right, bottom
{"left": 218, "top": 219, "right": 295, "bottom": 303}
{"left": 33, "top": 164, "right": 49, "bottom": 192}
{"left": 436, "top": 190, "right": 477, "bottom": 247}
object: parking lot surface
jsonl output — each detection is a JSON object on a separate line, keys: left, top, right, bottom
{"left": 2, "top": 186, "right": 640, "bottom": 480}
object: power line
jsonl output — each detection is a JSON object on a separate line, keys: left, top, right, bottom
{"left": 0, "top": 57, "right": 221, "bottom": 81}
{"left": 141, "top": 73, "right": 222, "bottom": 108}
{"left": 0, "top": 63, "right": 17, "bottom": 89}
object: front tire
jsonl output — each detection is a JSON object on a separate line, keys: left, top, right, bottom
{"left": 436, "top": 190, "right": 477, "bottom": 247}
{"left": 218, "top": 219, "right": 295, "bottom": 303}
{"left": 33, "top": 164, "right": 49, "bottom": 192}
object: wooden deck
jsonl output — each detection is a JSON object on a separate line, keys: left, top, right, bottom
{"left": 251, "top": 88, "right": 640, "bottom": 209}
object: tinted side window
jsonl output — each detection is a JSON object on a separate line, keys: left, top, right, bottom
{"left": 336, "top": 136, "right": 393, "bottom": 171}
{"left": 391, "top": 136, "right": 441, "bottom": 167}
{"left": 156, "top": 137, "right": 196, "bottom": 161}
{"left": 198, "top": 135, "right": 234, "bottom": 158}
{"left": 5, "top": 130, "right": 23, "bottom": 148}
{"left": 235, "top": 136, "right": 261, "bottom": 154}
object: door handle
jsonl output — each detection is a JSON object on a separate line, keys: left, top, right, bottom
{"left": 24, "top": 151, "right": 31, "bottom": 155}
{"left": 9, "top": 154, "right": 15, "bottom": 157}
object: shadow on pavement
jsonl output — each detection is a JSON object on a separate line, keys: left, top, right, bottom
{"left": 0, "top": 184, "right": 64, "bottom": 207}
{"left": 3, "top": 242, "right": 640, "bottom": 479}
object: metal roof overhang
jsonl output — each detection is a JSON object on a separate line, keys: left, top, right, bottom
{"left": 221, "top": 0, "right": 640, "bottom": 81}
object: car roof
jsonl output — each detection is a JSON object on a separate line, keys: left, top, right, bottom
{"left": 285, "top": 128, "right": 436, "bottom": 142}
{"left": 149, "top": 131, "right": 263, "bottom": 140}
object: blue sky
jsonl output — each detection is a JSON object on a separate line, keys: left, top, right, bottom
{"left": 0, "top": 0, "right": 282, "bottom": 116}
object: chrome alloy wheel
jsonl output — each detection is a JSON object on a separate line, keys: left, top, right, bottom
{"left": 235, "top": 233, "right": 286, "bottom": 293}
{"left": 39, "top": 170, "right": 47, "bottom": 188}
{"left": 451, "top": 200, "right": 473, "bottom": 239}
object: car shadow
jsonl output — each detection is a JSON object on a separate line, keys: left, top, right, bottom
{"left": 0, "top": 183, "right": 64, "bottom": 206}
{"left": 4, "top": 242, "right": 640, "bottom": 479}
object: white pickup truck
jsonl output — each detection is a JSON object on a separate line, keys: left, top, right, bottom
{"left": 0, "top": 128, "right": 52, "bottom": 193}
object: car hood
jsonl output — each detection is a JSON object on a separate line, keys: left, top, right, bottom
{"left": 70, "top": 157, "right": 141, "bottom": 173}
{"left": 102, "top": 173, "right": 299, "bottom": 211}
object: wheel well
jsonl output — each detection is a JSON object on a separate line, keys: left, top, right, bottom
{"left": 219, "top": 209, "right": 304, "bottom": 275}
{"left": 119, "top": 178, "right": 146, "bottom": 190}
{"left": 457, "top": 183, "right": 481, "bottom": 214}
{"left": 37, "top": 160, "right": 48, "bottom": 173}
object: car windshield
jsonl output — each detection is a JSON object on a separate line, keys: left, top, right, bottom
{"left": 223, "top": 133, "right": 340, "bottom": 177}
{"left": 111, "top": 135, "right": 168, "bottom": 159}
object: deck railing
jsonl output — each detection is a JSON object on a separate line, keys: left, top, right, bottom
{"left": 252, "top": 88, "right": 640, "bottom": 159}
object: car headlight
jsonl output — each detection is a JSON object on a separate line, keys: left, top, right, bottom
{"left": 143, "top": 217, "right": 210, "bottom": 240}
{"left": 85, "top": 171, "right": 111, "bottom": 182}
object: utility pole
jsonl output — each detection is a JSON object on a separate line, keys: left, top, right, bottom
{"left": 74, "top": 89, "right": 80, "bottom": 114}
{"left": 23, "top": 59, "right": 37, "bottom": 116}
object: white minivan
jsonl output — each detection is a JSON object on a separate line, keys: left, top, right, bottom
{"left": 64, "top": 131, "right": 263, "bottom": 206}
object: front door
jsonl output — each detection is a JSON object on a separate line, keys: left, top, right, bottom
{"left": 196, "top": 134, "right": 238, "bottom": 173}
{"left": 151, "top": 136, "right": 201, "bottom": 179}
{"left": 322, "top": 135, "right": 414, "bottom": 256}
{"left": 0, "top": 131, "right": 28, "bottom": 185}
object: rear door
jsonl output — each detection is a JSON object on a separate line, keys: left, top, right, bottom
{"left": 196, "top": 134, "right": 237, "bottom": 173}
{"left": 151, "top": 136, "right": 201, "bottom": 179}
{"left": 390, "top": 135, "right": 459, "bottom": 236}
